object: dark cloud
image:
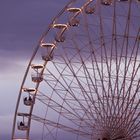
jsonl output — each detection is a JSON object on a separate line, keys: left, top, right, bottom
{"left": 0, "top": 0, "right": 68, "bottom": 73}
{"left": 0, "top": 1, "right": 69, "bottom": 139}
{"left": 0, "top": 0, "right": 68, "bottom": 52}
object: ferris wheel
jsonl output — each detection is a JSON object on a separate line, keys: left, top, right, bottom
{"left": 12, "top": 0, "right": 140, "bottom": 140}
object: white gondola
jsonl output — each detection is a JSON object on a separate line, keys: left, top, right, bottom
{"left": 31, "top": 64, "right": 44, "bottom": 83}
{"left": 31, "top": 73, "right": 43, "bottom": 83}
{"left": 42, "top": 54, "right": 53, "bottom": 61}
{"left": 23, "top": 96, "right": 34, "bottom": 106}
{"left": 67, "top": 8, "right": 81, "bottom": 27}
{"left": 17, "top": 113, "right": 29, "bottom": 131}
{"left": 52, "top": 24, "right": 67, "bottom": 43}
{"left": 101, "top": 0, "right": 112, "bottom": 5}
{"left": 17, "top": 122, "right": 29, "bottom": 131}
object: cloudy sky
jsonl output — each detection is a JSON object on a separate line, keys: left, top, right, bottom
{"left": 0, "top": 0, "right": 68, "bottom": 139}
{"left": 1, "top": 1, "right": 140, "bottom": 140}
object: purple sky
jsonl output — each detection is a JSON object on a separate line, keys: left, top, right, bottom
{"left": 1, "top": 1, "right": 140, "bottom": 140}
{"left": 0, "top": 0, "right": 67, "bottom": 139}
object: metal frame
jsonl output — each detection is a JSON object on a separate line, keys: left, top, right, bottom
{"left": 12, "top": 0, "right": 140, "bottom": 139}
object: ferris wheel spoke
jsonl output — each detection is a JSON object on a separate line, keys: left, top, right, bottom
{"left": 119, "top": 29, "right": 140, "bottom": 100}
{"left": 111, "top": 2, "right": 125, "bottom": 119}
{"left": 131, "top": 127, "right": 140, "bottom": 139}
{"left": 68, "top": 39, "right": 111, "bottom": 118}
{"left": 117, "top": 0, "right": 133, "bottom": 105}
{"left": 111, "top": 3, "right": 138, "bottom": 124}
{"left": 82, "top": 10, "right": 114, "bottom": 121}
{"left": 124, "top": 82, "right": 140, "bottom": 124}
{"left": 29, "top": 114, "right": 91, "bottom": 137}
{"left": 127, "top": 118, "right": 140, "bottom": 139}
{"left": 60, "top": 44, "right": 105, "bottom": 111}
{"left": 98, "top": 3, "right": 116, "bottom": 125}
{"left": 82, "top": 9, "right": 101, "bottom": 97}
{"left": 69, "top": 38, "right": 109, "bottom": 114}
{"left": 125, "top": 101, "right": 140, "bottom": 131}
{"left": 108, "top": 1, "right": 118, "bottom": 121}
{"left": 52, "top": 61, "right": 95, "bottom": 112}
{"left": 109, "top": 81, "right": 140, "bottom": 138}
{"left": 42, "top": 125, "right": 56, "bottom": 140}
{"left": 120, "top": 66, "right": 140, "bottom": 119}
{"left": 62, "top": 53, "right": 109, "bottom": 122}
{"left": 116, "top": 47, "right": 140, "bottom": 125}
{"left": 36, "top": 91, "right": 96, "bottom": 129}
{"left": 44, "top": 67, "right": 101, "bottom": 127}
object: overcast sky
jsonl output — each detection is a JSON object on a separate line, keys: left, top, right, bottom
{"left": 0, "top": 1, "right": 140, "bottom": 140}
{"left": 0, "top": 0, "right": 68, "bottom": 139}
